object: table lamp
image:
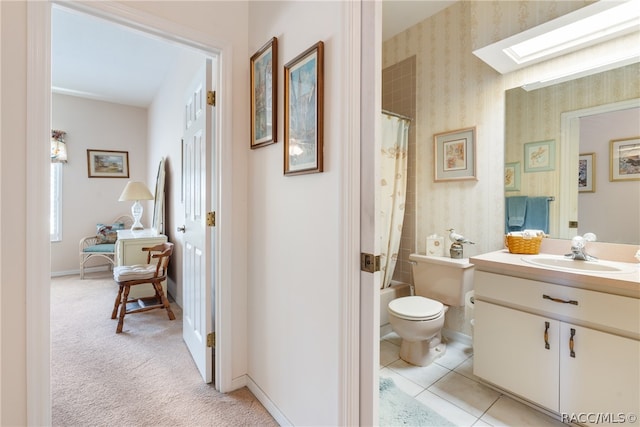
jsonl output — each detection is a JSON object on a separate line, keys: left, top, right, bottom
{"left": 118, "top": 181, "right": 154, "bottom": 230}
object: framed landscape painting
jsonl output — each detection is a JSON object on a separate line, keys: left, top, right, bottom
{"left": 250, "top": 37, "right": 277, "bottom": 149}
{"left": 87, "top": 149, "right": 129, "bottom": 178}
{"left": 610, "top": 137, "right": 640, "bottom": 181}
{"left": 284, "top": 41, "right": 324, "bottom": 175}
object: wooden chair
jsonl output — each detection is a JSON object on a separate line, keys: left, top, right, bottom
{"left": 79, "top": 215, "right": 133, "bottom": 279}
{"left": 111, "top": 242, "right": 175, "bottom": 333}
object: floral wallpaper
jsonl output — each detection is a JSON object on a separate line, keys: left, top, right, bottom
{"left": 382, "top": 1, "right": 593, "bottom": 257}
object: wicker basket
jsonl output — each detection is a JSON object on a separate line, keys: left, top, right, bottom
{"left": 505, "top": 234, "right": 543, "bottom": 254}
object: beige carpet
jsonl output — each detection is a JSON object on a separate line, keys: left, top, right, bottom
{"left": 51, "top": 273, "right": 278, "bottom": 427}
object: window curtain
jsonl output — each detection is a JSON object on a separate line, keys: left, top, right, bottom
{"left": 379, "top": 113, "right": 410, "bottom": 289}
{"left": 51, "top": 129, "right": 67, "bottom": 163}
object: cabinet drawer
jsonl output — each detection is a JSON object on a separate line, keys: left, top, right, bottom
{"left": 475, "top": 271, "right": 640, "bottom": 336}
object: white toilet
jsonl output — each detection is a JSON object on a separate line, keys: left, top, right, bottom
{"left": 387, "top": 254, "right": 474, "bottom": 366}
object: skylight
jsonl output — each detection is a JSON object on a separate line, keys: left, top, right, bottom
{"left": 473, "top": 0, "right": 640, "bottom": 74}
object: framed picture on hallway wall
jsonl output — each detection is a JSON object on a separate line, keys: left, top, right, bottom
{"left": 610, "top": 137, "right": 640, "bottom": 181}
{"left": 433, "top": 127, "right": 476, "bottom": 182}
{"left": 250, "top": 37, "right": 278, "bottom": 149}
{"left": 87, "top": 149, "right": 129, "bottom": 178}
{"left": 284, "top": 41, "right": 324, "bottom": 176}
{"left": 578, "top": 153, "right": 595, "bottom": 192}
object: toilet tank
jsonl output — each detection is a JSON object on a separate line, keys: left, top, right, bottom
{"left": 409, "top": 254, "right": 475, "bottom": 306}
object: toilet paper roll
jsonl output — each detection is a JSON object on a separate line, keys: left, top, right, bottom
{"left": 464, "top": 290, "right": 475, "bottom": 321}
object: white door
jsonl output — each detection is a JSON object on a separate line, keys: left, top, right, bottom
{"left": 560, "top": 323, "right": 640, "bottom": 425}
{"left": 360, "top": 2, "right": 382, "bottom": 425}
{"left": 181, "top": 59, "right": 215, "bottom": 383}
{"left": 474, "top": 301, "right": 560, "bottom": 411}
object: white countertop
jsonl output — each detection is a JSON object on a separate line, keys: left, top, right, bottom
{"left": 470, "top": 249, "right": 640, "bottom": 298}
{"left": 116, "top": 229, "right": 162, "bottom": 239}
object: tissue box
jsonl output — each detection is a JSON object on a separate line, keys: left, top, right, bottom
{"left": 426, "top": 235, "right": 445, "bottom": 257}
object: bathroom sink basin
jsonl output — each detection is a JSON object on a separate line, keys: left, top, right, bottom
{"left": 522, "top": 255, "right": 635, "bottom": 273}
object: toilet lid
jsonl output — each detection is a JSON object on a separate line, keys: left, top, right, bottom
{"left": 388, "top": 296, "right": 444, "bottom": 321}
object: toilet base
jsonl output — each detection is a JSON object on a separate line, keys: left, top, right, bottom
{"left": 399, "top": 335, "right": 447, "bottom": 367}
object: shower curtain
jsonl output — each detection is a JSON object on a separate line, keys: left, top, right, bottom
{"left": 380, "top": 112, "right": 410, "bottom": 289}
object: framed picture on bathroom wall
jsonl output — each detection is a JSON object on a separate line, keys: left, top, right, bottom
{"left": 523, "top": 140, "right": 555, "bottom": 172}
{"left": 504, "top": 162, "right": 521, "bottom": 191}
{"left": 610, "top": 137, "right": 640, "bottom": 181}
{"left": 433, "top": 127, "right": 476, "bottom": 182}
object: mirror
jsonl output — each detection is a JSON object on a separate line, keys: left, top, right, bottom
{"left": 152, "top": 157, "right": 166, "bottom": 234}
{"left": 505, "top": 62, "right": 640, "bottom": 244}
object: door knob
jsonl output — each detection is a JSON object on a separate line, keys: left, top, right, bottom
{"left": 177, "top": 225, "right": 186, "bottom": 233}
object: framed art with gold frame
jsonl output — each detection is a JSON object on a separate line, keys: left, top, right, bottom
{"left": 434, "top": 127, "right": 476, "bottom": 182}
{"left": 610, "top": 137, "right": 640, "bottom": 181}
{"left": 250, "top": 37, "right": 277, "bottom": 149}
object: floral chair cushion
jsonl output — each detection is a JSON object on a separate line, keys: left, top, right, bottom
{"left": 96, "top": 222, "right": 125, "bottom": 244}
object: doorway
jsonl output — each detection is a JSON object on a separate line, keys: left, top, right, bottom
{"left": 28, "top": 2, "right": 230, "bottom": 422}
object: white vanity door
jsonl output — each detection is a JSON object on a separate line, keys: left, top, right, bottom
{"left": 560, "top": 323, "right": 640, "bottom": 427}
{"left": 474, "top": 300, "right": 560, "bottom": 411}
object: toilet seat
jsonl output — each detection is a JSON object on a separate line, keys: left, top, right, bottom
{"left": 388, "top": 296, "right": 444, "bottom": 321}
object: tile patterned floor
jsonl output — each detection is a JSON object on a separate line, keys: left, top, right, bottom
{"left": 380, "top": 332, "right": 568, "bottom": 426}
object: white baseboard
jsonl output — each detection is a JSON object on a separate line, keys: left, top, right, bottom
{"left": 442, "top": 328, "right": 473, "bottom": 347}
{"left": 50, "top": 265, "right": 110, "bottom": 278}
{"left": 228, "top": 373, "right": 247, "bottom": 391}
{"left": 380, "top": 323, "right": 394, "bottom": 338}
{"left": 246, "top": 376, "right": 292, "bottom": 426}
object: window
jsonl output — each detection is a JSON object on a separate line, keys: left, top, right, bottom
{"left": 51, "top": 162, "right": 62, "bottom": 242}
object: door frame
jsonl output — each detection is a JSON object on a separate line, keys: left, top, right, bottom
{"left": 357, "top": 1, "right": 382, "bottom": 425}
{"left": 27, "top": 1, "right": 233, "bottom": 423}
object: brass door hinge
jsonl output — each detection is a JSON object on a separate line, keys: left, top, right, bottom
{"left": 207, "top": 332, "right": 215, "bottom": 348}
{"left": 207, "top": 211, "right": 216, "bottom": 227}
{"left": 207, "top": 90, "right": 216, "bottom": 106}
{"left": 360, "top": 253, "right": 380, "bottom": 273}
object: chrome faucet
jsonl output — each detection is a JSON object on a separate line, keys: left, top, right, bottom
{"left": 565, "top": 233, "right": 597, "bottom": 261}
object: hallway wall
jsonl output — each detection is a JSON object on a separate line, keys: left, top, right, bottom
{"left": 246, "top": 1, "right": 351, "bottom": 425}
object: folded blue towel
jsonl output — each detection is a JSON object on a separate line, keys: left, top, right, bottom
{"left": 506, "top": 196, "right": 527, "bottom": 228}
{"left": 523, "top": 197, "right": 550, "bottom": 234}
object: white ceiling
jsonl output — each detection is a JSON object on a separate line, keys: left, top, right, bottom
{"left": 382, "top": 1, "right": 457, "bottom": 41}
{"left": 52, "top": 6, "right": 183, "bottom": 108}
{"left": 52, "top": 2, "right": 456, "bottom": 108}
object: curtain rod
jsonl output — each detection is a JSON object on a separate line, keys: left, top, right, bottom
{"left": 381, "top": 109, "right": 413, "bottom": 122}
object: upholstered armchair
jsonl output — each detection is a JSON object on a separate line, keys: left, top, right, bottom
{"left": 79, "top": 215, "right": 133, "bottom": 279}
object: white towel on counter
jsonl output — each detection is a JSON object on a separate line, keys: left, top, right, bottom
{"left": 507, "top": 229, "right": 545, "bottom": 239}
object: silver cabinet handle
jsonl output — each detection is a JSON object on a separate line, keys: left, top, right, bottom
{"left": 177, "top": 225, "right": 186, "bottom": 233}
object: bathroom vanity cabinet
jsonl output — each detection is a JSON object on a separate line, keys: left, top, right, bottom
{"left": 473, "top": 270, "right": 639, "bottom": 426}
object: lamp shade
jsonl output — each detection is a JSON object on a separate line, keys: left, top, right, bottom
{"left": 118, "top": 181, "right": 154, "bottom": 201}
